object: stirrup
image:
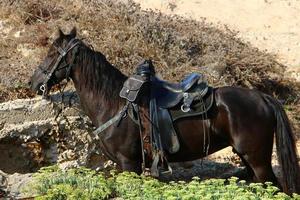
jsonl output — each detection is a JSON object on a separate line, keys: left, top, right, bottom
{"left": 150, "top": 154, "right": 160, "bottom": 177}
{"left": 160, "top": 165, "right": 173, "bottom": 175}
{"left": 142, "top": 168, "right": 152, "bottom": 176}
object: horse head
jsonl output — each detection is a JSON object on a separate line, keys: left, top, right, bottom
{"left": 28, "top": 28, "right": 79, "bottom": 96}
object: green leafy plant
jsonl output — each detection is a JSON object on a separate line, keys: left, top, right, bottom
{"left": 23, "top": 165, "right": 300, "bottom": 200}
{"left": 24, "top": 166, "right": 112, "bottom": 200}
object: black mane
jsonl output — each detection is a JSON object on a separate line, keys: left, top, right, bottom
{"left": 75, "top": 42, "right": 127, "bottom": 100}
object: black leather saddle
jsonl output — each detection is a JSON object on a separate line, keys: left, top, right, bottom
{"left": 120, "top": 60, "right": 214, "bottom": 156}
{"left": 152, "top": 73, "right": 208, "bottom": 109}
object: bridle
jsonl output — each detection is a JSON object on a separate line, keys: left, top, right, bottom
{"left": 38, "top": 37, "right": 81, "bottom": 97}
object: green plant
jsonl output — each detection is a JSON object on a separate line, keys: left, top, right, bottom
{"left": 24, "top": 165, "right": 299, "bottom": 200}
{"left": 24, "top": 166, "right": 112, "bottom": 200}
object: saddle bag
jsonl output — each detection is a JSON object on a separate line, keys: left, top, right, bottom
{"left": 119, "top": 75, "right": 148, "bottom": 103}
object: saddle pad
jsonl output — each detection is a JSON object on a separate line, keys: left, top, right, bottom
{"left": 119, "top": 75, "right": 147, "bottom": 102}
{"left": 170, "top": 88, "right": 214, "bottom": 121}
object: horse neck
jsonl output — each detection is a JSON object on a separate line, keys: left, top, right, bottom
{"left": 70, "top": 47, "right": 127, "bottom": 126}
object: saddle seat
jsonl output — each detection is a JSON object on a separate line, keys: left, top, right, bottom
{"left": 152, "top": 73, "right": 208, "bottom": 108}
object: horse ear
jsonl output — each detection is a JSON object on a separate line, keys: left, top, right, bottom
{"left": 58, "top": 28, "right": 64, "bottom": 38}
{"left": 70, "top": 27, "right": 77, "bottom": 38}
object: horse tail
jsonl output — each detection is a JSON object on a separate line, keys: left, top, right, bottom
{"left": 265, "top": 95, "right": 300, "bottom": 194}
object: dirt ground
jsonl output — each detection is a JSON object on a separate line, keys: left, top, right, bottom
{"left": 134, "top": 0, "right": 300, "bottom": 82}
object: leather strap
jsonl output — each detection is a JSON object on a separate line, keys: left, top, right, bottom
{"left": 39, "top": 38, "right": 81, "bottom": 97}
{"left": 137, "top": 103, "right": 153, "bottom": 174}
{"left": 93, "top": 103, "right": 129, "bottom": 135}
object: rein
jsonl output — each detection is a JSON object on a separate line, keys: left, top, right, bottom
{"left": 93, "top": 102, "right": 129, "bottom": 135}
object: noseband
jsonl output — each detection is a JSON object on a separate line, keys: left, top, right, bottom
{"left": 39, "top": 38, "right": 81, "bottom": 96}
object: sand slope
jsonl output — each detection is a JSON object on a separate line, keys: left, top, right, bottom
{"left": 134, "top": 0, "right": 300, "bottom": 81}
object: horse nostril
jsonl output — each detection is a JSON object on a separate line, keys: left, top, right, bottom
{"left": 28, "top": 81, "right": 32, "bottom": 87}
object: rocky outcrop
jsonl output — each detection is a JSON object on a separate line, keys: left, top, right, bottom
{"left": 0, "top": 92, "right": 107, "bottom": 197}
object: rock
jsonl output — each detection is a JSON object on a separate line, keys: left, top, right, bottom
{"left": 6, "top": 173, "right": 33, "bottom": 199}
{"left": 59, "top": 160, "right": 80, "bottom": 171}
{"left": 0, "top": 170, "right": 7, "bottom": 191}
{"left": 0, "top": 91, "right": 104, "bottom": 174}
{"left": 0, "top": 170, "right": 34, "bottom": 199}
{"left": 0, "top": 92, "right": 109, "bottom": 197}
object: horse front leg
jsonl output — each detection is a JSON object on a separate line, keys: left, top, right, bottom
{"left": 117, "top": 154, "right": 142, "bottom": 174}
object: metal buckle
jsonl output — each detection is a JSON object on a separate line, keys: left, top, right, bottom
{"left": 40, "top": 84, "right": 48, "bottom": 98}
{"left": 40, "top": 84, "right": 46, "bottom": 92}
{"left": 181, "top": 92, "right": 192, "bottom": 112}
{"left": 181, "top": 104, "right": 191, "bottom": 112}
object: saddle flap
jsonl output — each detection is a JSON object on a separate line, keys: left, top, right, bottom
{"left": 157, "top": 107, "right": 180, "bottom": 154}
{"left": 170, "top": 87, "right": 214, "bottom": 121}
{"left": 119, "top": 75, "right": 147, "bottom": 102}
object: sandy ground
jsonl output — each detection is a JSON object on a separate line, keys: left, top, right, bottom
{"left": 133, "top": 0, "right": 300, "bottom": 81}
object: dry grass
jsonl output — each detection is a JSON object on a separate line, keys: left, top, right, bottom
{"left": 0, "top": 0, "right": 299, "bottom": 104}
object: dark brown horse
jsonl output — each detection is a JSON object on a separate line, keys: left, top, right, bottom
{"left": 29, "top": 29, "right": 300, "bottom": 194}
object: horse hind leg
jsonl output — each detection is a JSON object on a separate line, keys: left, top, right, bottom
{"left": 239, "top": 152, "right": 279, "bottom": 188}
{"left": 233, "top": 150, "right": 255, "bottom": 181}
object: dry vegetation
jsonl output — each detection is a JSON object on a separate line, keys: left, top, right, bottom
{"left": 0, "top": 0, "right": 299, "bottom": 120}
